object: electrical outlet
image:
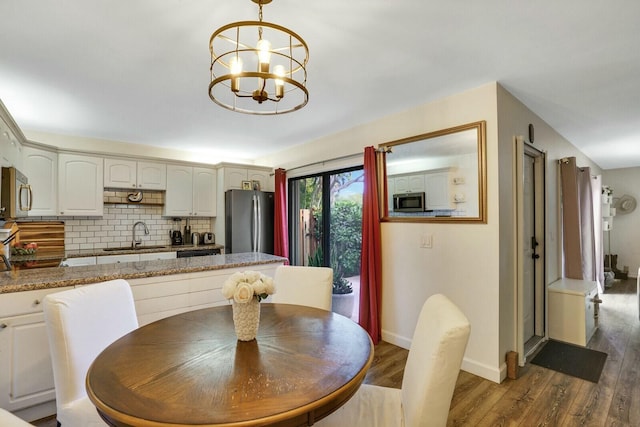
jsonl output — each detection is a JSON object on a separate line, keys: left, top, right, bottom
{"left": 420, "top": 233, "right": 433, "bottom": 248}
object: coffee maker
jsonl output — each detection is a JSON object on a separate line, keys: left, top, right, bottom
{"left": 170, "top": 230, "right": 182, "bottom": 245}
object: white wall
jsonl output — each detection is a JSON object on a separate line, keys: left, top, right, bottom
{"left": 602, "top": 167, "right": 640, "bottom": 277}
{"left": 260, "top": 82, "right": 604, "bottom": 384}
{"left": 260, "top": 82, "right": 504, "bottom": 382}
{"left": 23, "top": 130, "right": 252, "bottom": 166}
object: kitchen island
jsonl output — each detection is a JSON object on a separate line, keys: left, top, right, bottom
{"left": 0, "top": 252, "right": 287, "bottom": 422}
{"left": 0, "top": 252, "right": 285, "bottom": 293}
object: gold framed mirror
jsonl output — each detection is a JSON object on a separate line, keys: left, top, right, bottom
{"left": 379, "top": 120, "right": 486, "bottom": 223}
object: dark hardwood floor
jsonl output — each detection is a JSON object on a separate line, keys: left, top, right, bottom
{"left": 33, "top": 278, "right": 638, "bottom": 426}
{"left": 365, "top": 278, "right": 640, "bottom": 426}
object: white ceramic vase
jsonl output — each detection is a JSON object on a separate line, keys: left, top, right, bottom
{"left": 232, "top": 298, "right": 261, "bottom": 341}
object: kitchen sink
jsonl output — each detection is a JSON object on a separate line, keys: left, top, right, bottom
{"left": 102, "top": 245, "right": 169, "bottom": 252}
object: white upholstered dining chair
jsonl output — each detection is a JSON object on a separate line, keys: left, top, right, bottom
{"left": 0, "top": 408, "right": 33, "bottom": 426}
{"left": 316, "top": 293, "right": 470, "bottom": 427}
{"left": 43, "top": 279, "right": 139, "bottom": 427}
{"left": 270, "top": 265, "right": 333, "bottom": 310}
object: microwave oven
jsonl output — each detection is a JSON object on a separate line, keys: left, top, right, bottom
{"left": 393, "top": 192, "right": 426, "bottom": 212}
{"left": 1, "top": 167, "right": 32, "bottom": 219}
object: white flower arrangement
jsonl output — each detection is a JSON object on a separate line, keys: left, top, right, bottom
{"left": 222, "top": 270, "right": 275, "bottom": 304}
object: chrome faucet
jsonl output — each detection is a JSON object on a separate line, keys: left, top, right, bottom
{"left": 132, "top": 221, "right": 150, "bottom": 248}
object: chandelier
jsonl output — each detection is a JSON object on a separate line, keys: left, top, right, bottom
{"left": 209, "top": 0, "right": 309, "bottom": 115}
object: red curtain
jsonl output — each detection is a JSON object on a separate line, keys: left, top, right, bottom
{"left": 274, "top": 168, "right": 289, "bottom": 264}
{"left": 359, "top": 146, "right": 383, "bottom": 344}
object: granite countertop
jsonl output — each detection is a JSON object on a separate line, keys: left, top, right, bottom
{"left": 0, "top": 252, "right": 287, "bottom": 294}
{"left": 65, "top": 243, "right": 225, "bottom": 258}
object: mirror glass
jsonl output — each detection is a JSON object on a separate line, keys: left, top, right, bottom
{"left": 379, "top": 121, "right": 486, "bottom": 223}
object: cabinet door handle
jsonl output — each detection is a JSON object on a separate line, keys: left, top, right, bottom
{"left": 0, "top": 323, "right": 7, "bottom": 329}
{"left": 34, "top": 299, "right": 41, "bottom": 305}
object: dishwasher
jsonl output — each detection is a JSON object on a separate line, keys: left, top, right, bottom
{"left": 176, "top": 248, "right": 221, "bottom": 258}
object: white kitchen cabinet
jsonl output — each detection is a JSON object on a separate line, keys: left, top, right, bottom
{"left": 193, "top": 167, "right": 217, "bottom": 216}
{"left": 222, "top": 166, "right": 272, "bottom": 191}
{"left": 96, "top": 254, "right": 140, "bottom": 264}
{"left": 165, "top": 165, "right": 216, "bottom": 217}
{"left": 129, "top": 263, "right": 282, "bottom": 326}
{"left": 0, "top": 287, "right": 73, "bottom": 417}
{"left": 548, "top": 278, "right": 598, "bottom": 346}
{"left": 393, "top": 174, "right": 425, "bottom": 194}
{"left": 425, "top": 170, "right": 454, "bottom": 210}
{"left": 58, "top": 153, "right": 104, "bottom": 216}
{"left": 0, "top": 129, "right": 23, "bottom": 169}
{"left": 104, "top": 158, "right": 166, "bottom": 190}
{"left": 139, "top": 251, "right": 177, "bottom": 261}
{"left": 60, "top": 256, "right": 97, "bottom": 267}
{"left": 23, "top": 146, "right": 58, "bottom": 216}
{"left": 0, "top": 105, "right": 25, "bottom": 170}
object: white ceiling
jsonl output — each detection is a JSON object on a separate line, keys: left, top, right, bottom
{"left": 1, "top": 1, "right": 639, "bottom": 169}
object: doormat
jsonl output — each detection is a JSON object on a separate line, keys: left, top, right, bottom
{"left": 530, "top": 340, "right": 607, "bottom": 383}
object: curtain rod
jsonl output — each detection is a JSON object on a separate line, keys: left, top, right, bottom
{"left": 284, "top": 152, "right": 363, "bottom": 173}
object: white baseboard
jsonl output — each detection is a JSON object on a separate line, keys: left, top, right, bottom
{"left": 381, "top": 329, "right": 411, "bottom": 349}
{"left": 13, "top": 400, "right": 56, "bottom": 423}
{"left": 381, "top": 328, "right": 504, "bottom": 383}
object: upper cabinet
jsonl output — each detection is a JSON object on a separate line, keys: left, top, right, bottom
{"left": 23, "top": 146, "right": 58, "bottom": 216}
{"left": 104, "top": 158, "right": 166, "bottom": 190}
{"left": 424, "top": 170, "right": 455, "bottom": 210}
{"left": 0, "top": 102, "right": 25, "bottom": 170}
{"left": 393, "top": 174, "right": 425, "bottom": 194}
{"left": 193, "top": 167, "right": 217, "bottom": 217}
{"left": 222, "top": 166, "right": 272, "bottom": 191}
{"left": 165, "top": 165, "right": 216, "bottom": 217}
{"left": 58, "top": 153, "right": 104, "bottom": 216}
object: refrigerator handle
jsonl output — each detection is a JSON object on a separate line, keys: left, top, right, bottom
{"left": 252, "top": 195, "right": 257, "bottom": 252}
{"left": 256, "top": 194, "right": 262, "bottom": 252}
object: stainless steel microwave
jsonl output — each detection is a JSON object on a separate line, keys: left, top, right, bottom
{"left": 393, "top": 192, "right": 425, "bottom": 212}
{"left": 1, "top": 167, "right": 32, "bottom": 219}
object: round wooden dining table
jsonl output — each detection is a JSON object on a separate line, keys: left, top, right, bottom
{"left": 86, "top": 303, "right": 373, "bottom": 427}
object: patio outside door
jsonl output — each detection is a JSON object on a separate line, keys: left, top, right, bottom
{"left": 288, "top": 167, "right": 364, "bottom": 320}
{"left": 516, "top": 138, "right": 546, "bottom": 363}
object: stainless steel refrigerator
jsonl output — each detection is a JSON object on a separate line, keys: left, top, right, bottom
{"left": 225, "top": 190, "right": 274, "bottom": 254}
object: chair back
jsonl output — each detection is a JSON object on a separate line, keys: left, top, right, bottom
{"left": 0, "top": 408, "right": 33, "bottom": 426}
{"left": 271, "top": 266, "right": 333, "bottom": 310}
{"left": 401, "top": 294, "right": 470, "bottom": 427}
{"left": 43, "top": 279, "right": 138, "bottom": 409}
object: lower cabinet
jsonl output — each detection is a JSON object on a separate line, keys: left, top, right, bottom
{"left": 129, "top": 263, "right": 282, "bottom": 326}
{"left": 138, "top": 251, "right": 177, "bottom": 261}
{"left": 0, "top": 287, "right": 73, "bottom": 420}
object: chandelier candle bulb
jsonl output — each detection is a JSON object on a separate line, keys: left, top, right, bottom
{"left": 230, "top": 57, "right": 243, "bottom": 92}
{"left": 257, "top": 39, "right": 272, "bottom": 72}
{"left": 274, "top": 64, "right": 285, "bottom": 98}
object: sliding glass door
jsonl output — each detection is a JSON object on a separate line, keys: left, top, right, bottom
{"left": 288, "top": 167, "right": 364, "bottom": 319}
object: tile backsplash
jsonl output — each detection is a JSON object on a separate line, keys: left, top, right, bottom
{"left": 19, "top": 204, "right": 214, "bottom": 251}
{"left": 63, "top": 204, "right": 213, "bottom": 250}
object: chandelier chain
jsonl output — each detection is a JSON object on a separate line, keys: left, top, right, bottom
{"left": 258, "top": 3, "right": 264, "bottom": 39}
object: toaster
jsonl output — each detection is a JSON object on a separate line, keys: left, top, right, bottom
{"left": 203, "top": 232, "right": 215, "bottom": 244}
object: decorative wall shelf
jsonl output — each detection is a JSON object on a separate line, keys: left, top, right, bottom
{"left": 103, "top": 189, "right": 165, "bottom": 206}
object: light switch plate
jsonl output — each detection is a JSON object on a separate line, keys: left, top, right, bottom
{"left": 420, "top": 233, "right": 433, "bottom": 248}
